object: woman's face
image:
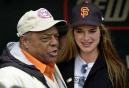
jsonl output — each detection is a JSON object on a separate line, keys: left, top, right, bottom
{"left": 73, "top": 24, "right": 100, "bottom": 54}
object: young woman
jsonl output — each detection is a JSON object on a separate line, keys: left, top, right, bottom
{"left": 58, "top": 2, "right": 128, "bottom": 88}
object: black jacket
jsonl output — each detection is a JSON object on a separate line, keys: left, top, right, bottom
{"left": 58, "top": 55, "right": 113, "bottom": 88}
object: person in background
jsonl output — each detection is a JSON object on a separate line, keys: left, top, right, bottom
{"left": 0, "top": 8, "right": 67, "bottom": 88}
{"left": 58, "top": 1, "right": 129, "bottom": 88}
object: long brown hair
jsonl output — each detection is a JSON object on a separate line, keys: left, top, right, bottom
{"left": 58, "top": 24, "right": 128, "bottom": 88}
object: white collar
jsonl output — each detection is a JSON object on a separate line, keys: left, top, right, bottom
{"left": 74, "top": 54, "right": 94, "bottom": 76}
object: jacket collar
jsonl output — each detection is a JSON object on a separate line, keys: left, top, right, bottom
{"left": 86, "top": 54, "right": 107, "bottom": 80}
{"left": 7, "top": 42, "right": 32, "bottom": 65}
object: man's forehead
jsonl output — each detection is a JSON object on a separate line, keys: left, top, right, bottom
{"left": 43, "top": 29, "right": 58, "bottom": 34}
{"left": 37, "top": 30, "right": 58, "bottom": 36}
{"left": 42, "top": 32, "right": 59, "bottom": 36}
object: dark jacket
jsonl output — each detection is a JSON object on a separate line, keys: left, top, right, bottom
{"left": 58, "top": 55, "right": 113, "bottom": 88}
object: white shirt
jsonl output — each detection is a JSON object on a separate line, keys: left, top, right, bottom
{"left": 74, "top": 55, "right": 94, "bottom": 88}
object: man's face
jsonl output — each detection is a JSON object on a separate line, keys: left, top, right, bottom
{"left": 24, "top": 26, "right": 59, "bottom": 64}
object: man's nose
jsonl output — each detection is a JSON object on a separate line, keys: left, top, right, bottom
{"left": 50, "top": 36, "right": 59, "bottom": 46}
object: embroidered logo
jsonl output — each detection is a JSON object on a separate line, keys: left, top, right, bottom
{"left": 37, "top": 8, "right": 52, "bottom": 18}
{"left": 80, "top": 7, "right": 89, "bottom": 18}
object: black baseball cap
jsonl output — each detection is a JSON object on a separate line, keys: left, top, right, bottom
{"left": 71, "top": 2, "right": 103, "bottom": 26}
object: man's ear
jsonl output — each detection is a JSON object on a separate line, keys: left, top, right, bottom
{"left": 19, "top": 36, "right": 29, "bottom": 49}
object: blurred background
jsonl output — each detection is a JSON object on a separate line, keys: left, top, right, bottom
{"left": 0, "top": 0, "right": 129, "bottom": 69}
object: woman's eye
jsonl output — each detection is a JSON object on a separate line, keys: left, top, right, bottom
{"left": 89, "top": 28, "right": 97, "bottom": 33}
{"left": 75, "top": 29, "right": 83, "bottom": 33}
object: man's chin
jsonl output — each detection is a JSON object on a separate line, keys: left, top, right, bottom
{"left": 45, "top": 57, "right": 57, "bottom": 64}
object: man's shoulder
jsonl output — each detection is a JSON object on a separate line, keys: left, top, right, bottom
{"left": 0, "top": 66, "right": 31, "bottom": 86}
{"left": 0, "top": 66, "right": 47, "bottom": 88}
{"left": 0, "top": 66, "right": 37, "bottom": 84}
{"left": 0, "top": 66, "right": 29, "bottom": 76}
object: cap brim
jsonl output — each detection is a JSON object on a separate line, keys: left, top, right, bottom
{"left": 72, "top": 20, "right": 101, "bottom": 27}
{"left": 30, "top": 20, "right": 67, "bottom": 32}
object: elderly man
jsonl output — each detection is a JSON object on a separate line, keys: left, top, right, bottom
{"left": 0, "top": 8, "right": 67, "bottom": 88}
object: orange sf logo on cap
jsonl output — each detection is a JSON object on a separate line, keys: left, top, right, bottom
{"left": 80, "top": 7, "right": 89, "bottom": 18}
